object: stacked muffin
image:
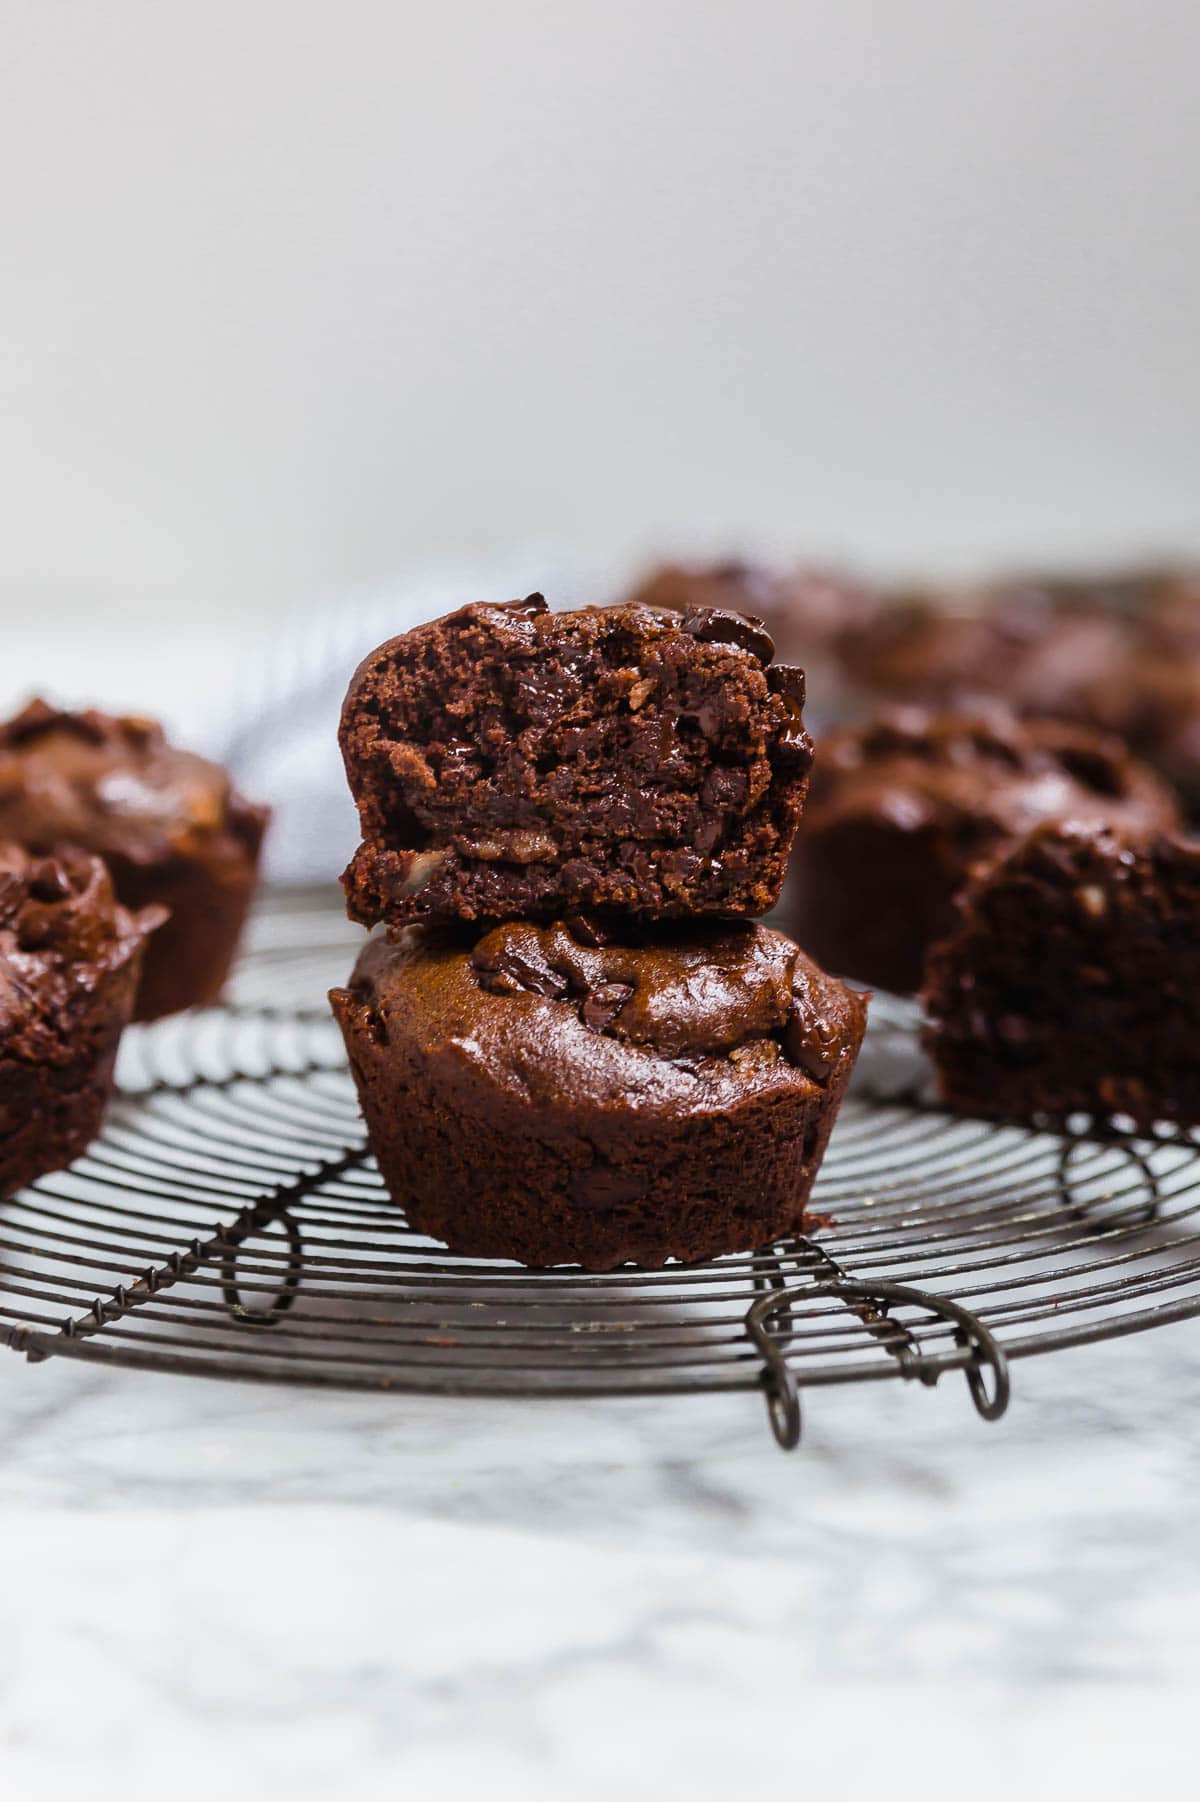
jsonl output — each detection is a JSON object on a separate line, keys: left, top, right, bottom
{"left": 330, "top": 593, "right": 868, "bottom": 1269}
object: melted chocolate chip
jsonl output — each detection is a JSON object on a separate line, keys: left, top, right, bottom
{"left": 768, "top": 664, "right": 807, "bottom": 709}
{"left": 581, "top": 980, "right": 634, "bottom": 1032}
{"left": 783, "top": 998, "right": 841, "bottom": 1082}
{"left": 561, "top": 912, "right": 612, "bottom": 948}
{"left": 474, "top": 938, "right": 570, "bottom": 999}
{"left": 766, "top": 666, "right": 814, "bottom": 770}
{"left": 680, "top": 607, "right": 775, "bottom": 664}
{"left": 504, "top": 592, "right": 548, "bottom": 619}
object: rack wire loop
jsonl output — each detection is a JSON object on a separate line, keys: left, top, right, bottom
{"left": 827, "top": 1280, "right": 1012, "bottom": 1421}
{"left": 221, "top": 1207, "right": 305, "bottom": 1326}
{"left": 745, "top": 1275, "right": 1011, "bottom": 1441}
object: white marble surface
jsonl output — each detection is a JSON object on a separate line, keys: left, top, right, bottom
{"left": 3, "top": 1320, "right": 1199, "bottom": 1797}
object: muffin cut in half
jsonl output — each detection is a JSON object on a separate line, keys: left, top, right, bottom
{"left": 778, "top": 705, "right": 1180, "bottom": 995}
{"left": 1, "top": 843, "right": 163, "bottom": 1198}
{"left": 339, "top": 594, "right": 813, "bottom": 929}
{"left": 923, "top": 822, "right": 1200, "bottom": 1129}
{"left": 0, "top": 700, "right": 270, "bottom": 1020}
{"left": 331, "top": 918, "right": 867, "bottom": 1270}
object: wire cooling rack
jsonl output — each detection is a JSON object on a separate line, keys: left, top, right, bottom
{"left": 3, "top": 886, "right": 1200, "bottom": 1449}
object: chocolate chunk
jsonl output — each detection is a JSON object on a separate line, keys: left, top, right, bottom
{"left": 28, "top": 858, "right": 72, "bottom": 903}
{"left": 473, "top": 934, "right": 570, "bottom": 999}
{"left": 581, "top": 980, "right": 634, "bottom": 1032}
{"left": 679, "top": 607, "right": 776, "bottom": 664}
{"left": 768, "top": 664, "right": 807, "bottom": 709}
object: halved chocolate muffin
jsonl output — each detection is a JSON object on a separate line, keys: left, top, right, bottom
{"left": 339, "top": 594, "right": 812, "bottom": 930}
{"left": 1, "top": 844, "right": 162, "bottom": 1198}
{"left": 331, "top": 918, "right": 867, "bottom": 1270}
{"left": 0, "top": 701, "right": 269, "bottom": 1019}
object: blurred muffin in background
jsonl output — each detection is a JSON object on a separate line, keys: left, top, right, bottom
{"left": 776, "top": 703, "right": 1181, "bottom": 995}
{"left": 0, "top": 701, "right": 269, "bottom": 1019}
{"left": 834, "top": 564, "right": 1200, "bottom": 818}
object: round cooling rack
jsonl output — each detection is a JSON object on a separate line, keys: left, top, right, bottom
{"left": 3, "top": 887, "right": 1200, "bottom": 1450}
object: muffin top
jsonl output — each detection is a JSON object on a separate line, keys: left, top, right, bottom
{"left": 804, "top": 706, "right": 1181, "bottom": 843}
{"left": 334, "top": 917, "right": 867, "bottom": 1117}
{"left": 0, "top": 700, "right": 268, "bottom": 867}
{"left": 0, "top": 842, "right": 163, "bottom": 1056}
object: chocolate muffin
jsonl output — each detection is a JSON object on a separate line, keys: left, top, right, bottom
{"left": 923, "top": 823, "right": 1200, "bottom": 1128}
{"left": 0, "top": 701, "right": 269, "bottom": 1020}
{"left": 833, "top": 568, "right": 1200, "bottom": 814}
{"left": 339, "top": 594, "right": 813, "bottom": 930}
{"left": 835, "top": 576, "right": 1135, "bottom": 713}
{"left": 779, "top": 706, "right": 1180, "bottom": 995}
{"left": 330, "top": 918, "right": 867, "bottom": 1270}
{"left": 1, "top": 843, "right": 162, "bottom": 1198}
{"left": 1074, "top": 635, "right": 1200, "bottom": 819}
{"left": 1142, "top": 567, "right": 1200, "bottom": 652}
{"left": 836, "top": 587, "right": 1008, "bottom": 706}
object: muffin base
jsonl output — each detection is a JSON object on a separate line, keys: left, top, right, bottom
{"left": 0, "top": 1033, "right": 127, "bottom": 1198}
{"left": 332, "top": 958, "right": 863, "bottom": 1271}
{"left": 112, "top": 841, "right": 263, "bottom": 1021}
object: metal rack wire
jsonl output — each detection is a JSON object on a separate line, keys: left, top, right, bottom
{"left": 3, "top": 887, "right": 1199, "bottom": 1449}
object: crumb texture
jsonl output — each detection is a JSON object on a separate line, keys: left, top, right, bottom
{"left": 339, "top": 595, "right": 812, "bottom": 927}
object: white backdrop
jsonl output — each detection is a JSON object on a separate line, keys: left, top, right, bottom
{"left": 2, "top": 0, "right": 1198, "bottom": 666}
